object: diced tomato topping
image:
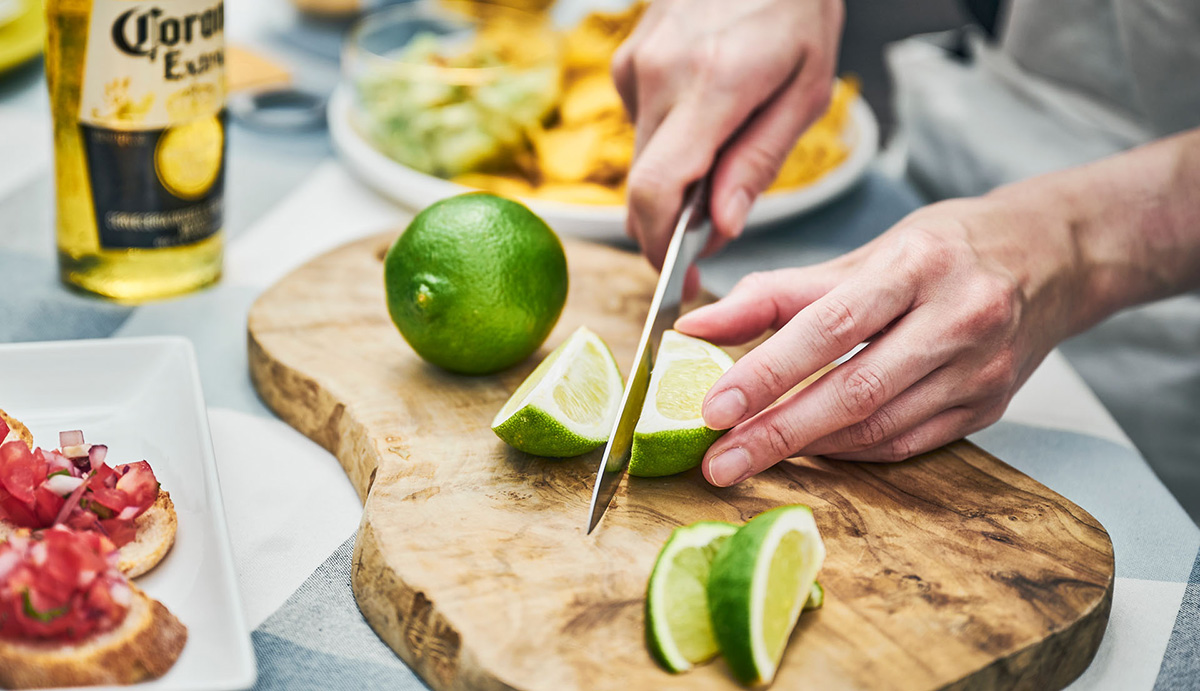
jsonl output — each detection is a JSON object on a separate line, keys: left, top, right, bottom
{"left": 99, "top": 519, "right": 138, "bottom": 547}
{"left": 0, "top": 487, "right": 40, "bottom": 528}
{"left": 0, "top": 418, "right": 9, "bottom": 441}
{"left": 0, "top": 429, "right": 160, "bottom": 548}
{"left": 0, "top": 527, "right": 129, "bottom": 642}
{"left": 88, "top": 486, "right": 130, "bottom": 514}
{"left": 115, "top": 462, "right": 158, "bottom": 512}
{"left": 33, "top": 486, "right": 64, "bottom": 526}
{"left": 0, "top": 442, "right": 38, "bottom": 505}
{"left": 63, "top": 509, "right": 102, "bottom": 534}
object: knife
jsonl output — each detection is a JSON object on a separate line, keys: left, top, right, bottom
{"left": 586, "top": 179, "right": 714, "bottom": 534}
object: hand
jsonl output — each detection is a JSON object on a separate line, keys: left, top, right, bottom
{"left": 675, "top": 196, "right": 1086, "bottom": 486}
{"left": 612, "top": 0, "right": 843, "bottom": 270}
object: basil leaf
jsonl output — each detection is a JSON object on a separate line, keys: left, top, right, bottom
{"left": 21, "top": 590, "right": 69, "bottom": 623}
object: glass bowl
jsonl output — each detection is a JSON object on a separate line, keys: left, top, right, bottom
{"left": 343, "top": 0, "right": 561, "bottom": 179}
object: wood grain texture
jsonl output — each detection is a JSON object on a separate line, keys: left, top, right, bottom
{"left": 248, "top": 233, "right": 1114, "bottom": 691}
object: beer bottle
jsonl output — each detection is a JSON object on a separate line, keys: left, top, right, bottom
{"left": 46, "top": 0, "right": 226, "bottom": 302}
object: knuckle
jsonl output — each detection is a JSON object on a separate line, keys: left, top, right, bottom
{"left": 736, "top": 271, "right": 772, "bottom": 294}
{"left": 954, "top": 273, "right": 1021, "bottom": 339}
{"left": 735, "top": 138, "right": 789, "bottom": 190}
{"left": 828, "top": 0, "right": 846, "bottom": 30}
{"left": 807, "top": 81, "right": 834, "bottom": 117}
{"left": 847, "top": 409, "right": 893, "bottom": 450}
{"left": 977, "top": 273, "right": 1022, "bottom": 329}
{"left": 837, "top": 362, "right": 890, "bottom": 419}
{"left": 978, "top": 403, "right": 1006, "bottom": 428}
{"left": 812, "top": 296, "right": 858, "bottom": 345}
{"left": 759, "top": 417, "right": 800, "bottom": 461}
{"left": 626, "top": 165, "right": 668, "bottom": 208}
{"left": 898, "top": 227, "right": 956, "bottom": 275}
{"left": 611, "top": 46, "right": 634, "bottom": 89}
{"left": 611, "top": 41, "right": 633, "bottom": 74}
{"left": 631, "top": 44, "right": 675, "bottom": 81}
{"left": 977, "top": 349, "right": 1018, "bottom": 393}
{"left": 883, "top": 433, "right": 918, "bottom": 462}
{"left": 746, "top": 352, "right": 792, "bottom": 397}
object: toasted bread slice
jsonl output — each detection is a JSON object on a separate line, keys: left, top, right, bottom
{"left": 0, "top": 491, "right": 177, "bottom": 578}
{"left": 0, "top": 585, "right": 187, "bottom": 689}
{"left": 119, "top": 490, "right": 178, "bottom": 578}
{"left": 0, "top": 408, "right": 33, "bottom": 447}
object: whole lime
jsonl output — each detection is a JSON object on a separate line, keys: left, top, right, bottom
{"left": 384, "top": 193, "right": 568, "bottom": 375}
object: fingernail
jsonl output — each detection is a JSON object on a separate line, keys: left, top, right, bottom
{"left": 709, "top": 447, "right": 752, "bottom": 487}
{"left": 704, "top": 388, "right": 747, "bottom": 429}
{"left": 726, "top": 189, "right": 751, "bottom": 238}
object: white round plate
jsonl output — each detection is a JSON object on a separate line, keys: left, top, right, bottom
{"left": 329, "top": 84, "right": 878, "bottom": 242}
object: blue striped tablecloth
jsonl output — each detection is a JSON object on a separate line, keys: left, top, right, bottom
{"left": 0, "top": 6, "right": 1197, "bottom": 687}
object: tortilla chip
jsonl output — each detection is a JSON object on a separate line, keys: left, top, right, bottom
{"left": 560, "top": 71, "right": 626, "bottom": 126}
{"left": 531, "top": 119, "right": 633, "bottom": 185}
{"left": 562, "top": 2, "right": 646, "bottom": 75}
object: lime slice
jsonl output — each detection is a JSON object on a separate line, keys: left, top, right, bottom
{"left": 646, "top": 521, "right": 738, "bottom": 673}
{"left": 491, "top": 326, "right": 622, "bottom": 457}
{"left": 629, "top": 331, "right": 733, "bottom": 477}
{"left": 708, "top": 505, "right": 826, "bottom": 686}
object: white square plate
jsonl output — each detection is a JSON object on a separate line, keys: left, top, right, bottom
{"left": 0, "top": 337, "right": 256, "bottom": 690}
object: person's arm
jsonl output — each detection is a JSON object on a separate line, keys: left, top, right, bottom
{"left": 612, "top": 0, "right": 844, "bottom": 271}
{"left": 675, "top": 128, "right": 1200, "bottom": 486}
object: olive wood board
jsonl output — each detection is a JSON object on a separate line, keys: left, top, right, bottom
{"left": 247, "top": 232, "right": 1114, "bottom": 691}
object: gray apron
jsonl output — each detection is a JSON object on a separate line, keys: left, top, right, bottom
{"left": 888, "top": 0, "right": 1200, "bottom": 521}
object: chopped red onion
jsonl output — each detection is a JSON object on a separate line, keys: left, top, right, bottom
{"left": 59, "top": 430, "right": 84, "bottom": 448}
{"left": 44, "top": 450, "right": 73, "bottom": 474}
{"left": 116, "top": 506, "right": 140, "bottom": 521}
{"left": 53, "top": 472, "right": 94, "bottom": 526}
{"left": 44, "top": 474, "right": 85, "bottom": 496}
{"left": 87, "top": 444, "right": 107, "bottom": 469}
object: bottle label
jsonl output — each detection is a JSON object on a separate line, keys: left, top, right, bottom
{"left": 78, "top": 1, "right": 226, "bottom": 250}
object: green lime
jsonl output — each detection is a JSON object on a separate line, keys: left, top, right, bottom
{"left": 708, "top": 505, "right": 827, "bottom": 686}
{"left": 629, "top": 331, "right": 733, "bottom": 477}
{"left": 384, "top": 193, "right": 568, "bottom": 375}
{"left": 646, "top": 521, "right": 738, "bottom": 673}
{"left": 491, "top": 326, "right": 623, "bottom": 457}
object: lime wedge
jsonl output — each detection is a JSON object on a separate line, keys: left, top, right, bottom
{"left": 708, "top": 505, "right": 826, "bottom": 686}
{"left": 629, "top": 330, "right": 733, "bottom": 477}
{"left": 646, "top": 521, "right": 738, "bottom": 673}
{"left": 491, "top": 326, "right": 622, "bottom": 457}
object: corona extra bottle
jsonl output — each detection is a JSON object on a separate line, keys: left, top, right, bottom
{"left": 46, "top": 0, "right": 226, "bottom": 301}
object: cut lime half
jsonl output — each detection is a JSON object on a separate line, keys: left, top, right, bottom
{"left": 491, "top": 326, "right": 622, "bottom": 457}
{"left": 630, "top": 330, "right": 733, "bottom": 477}
{"left": 708, "top": 505, "right": 826, "bottom": 686}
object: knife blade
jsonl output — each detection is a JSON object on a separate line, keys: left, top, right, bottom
{"left": 586, "top": 179, "right": 713, "bottom": 534}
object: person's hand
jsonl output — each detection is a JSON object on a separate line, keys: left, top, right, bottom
{"left": 674, "top": 196, "right": 1087, "bottom": 486}
{"left": 612, "top": 0, "right": 843, "bottom": 270}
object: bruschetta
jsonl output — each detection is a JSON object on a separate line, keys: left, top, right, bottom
{"left": 0, "top": 415, "right": 177, "bottom": 578}
{"left": 0, "top": 527, "right": 187, "bottom": 688}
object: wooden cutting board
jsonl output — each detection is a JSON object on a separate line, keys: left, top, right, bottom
{"left": 247, "top": 233, "right": 1114, "bottom": 691}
